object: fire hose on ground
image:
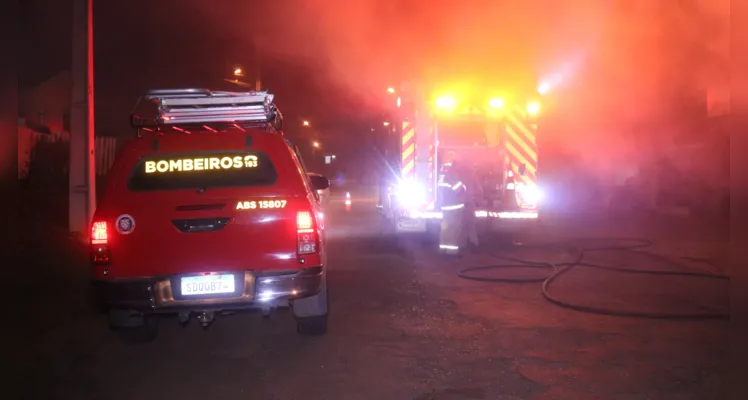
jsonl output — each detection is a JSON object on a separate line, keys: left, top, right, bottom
{"left": 457, "top": 238, "right": 730, "bottom": 320}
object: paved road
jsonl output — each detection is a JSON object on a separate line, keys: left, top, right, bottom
{"left": 18, "top": 191, "right": 729, "bottom": 399}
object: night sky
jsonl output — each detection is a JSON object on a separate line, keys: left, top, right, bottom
{"left": 19, "top": 0, "right": 729, "bottom": 170}
{"left": 19, "top": 0, "right": 381, "bottom": 146}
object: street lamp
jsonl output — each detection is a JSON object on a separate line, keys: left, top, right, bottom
{"left": 233, "top": 67, "right": 244, "bottom": 77}
{"left": 387, "top": 87, "right": 396, "bottom": 94}
{"left": 537, "top": 82, "right": 551, "bottom": 95}
{"left": 383, "top": 121, "right": 390, "bottom": 127}
{"left": 303, "top": 120, "right": 310, "bottom": 127}
{"left": 312, "top": 141, "right": 320, "bottom": 148}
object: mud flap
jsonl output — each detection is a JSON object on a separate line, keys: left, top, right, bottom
{"left": 292, "top": 274, "right": 328, "bottom": 318}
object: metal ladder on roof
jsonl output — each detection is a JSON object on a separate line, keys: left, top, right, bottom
{"left": 130, "top": 88, "right": 283, "bottom": 133}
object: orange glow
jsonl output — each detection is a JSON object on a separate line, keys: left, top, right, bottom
{"left": 193, "top": 0, "right": 730, "bottom": 199}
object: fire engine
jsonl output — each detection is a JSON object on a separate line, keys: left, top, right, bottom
{"left": 378, "top": 80, "right": 543, "bottom": 236}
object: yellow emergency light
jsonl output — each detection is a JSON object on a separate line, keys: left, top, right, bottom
{"left": 526, "top": 101, "right": 541, "bottom": 116}
{"left": 434, "top": 95, "right": 457, "bottom": 111}
{"left": 488, "top": 97, "right": 505, "bottom": 109}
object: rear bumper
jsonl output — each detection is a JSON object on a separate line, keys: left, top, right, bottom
{"left": 394, "top": 209, "right": 539, "bottom": 233}
{"left": 92, "top": 267, "right": 323, "bottom": 313}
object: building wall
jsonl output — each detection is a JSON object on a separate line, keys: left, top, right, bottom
{"left": 18, "top": 122, "right": 120, "bottom": 179}
{"left": 21, "top": 70, "right": 72, "bottom": 135}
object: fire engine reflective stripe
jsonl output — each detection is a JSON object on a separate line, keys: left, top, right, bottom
{"left": 507, "top": 118, "right": 537, "bottom": 144}
{"left": 402, "top": 141, "right": 415, "bottom": 160}
{"left": 505, "top": 138, "right": 537, "bottom": 177}
{"left": 403, "top": 159, "right": 415, "bottom": 176}
{"left": 506, "top": 126, "right": 538, "bottom": 173}
{"left": 511, "top": 104, "right": 531, "bottom": 123}
{"left": 441, "top": 203, "right": 465, "bottom": 211}
{"left": 504, "top": 107, "right": 538, "bottom": 187}
{"left": 402, "top": 123, "right": 415, "bottom": 144}
{"left": 401, "top": 121, "right": 416, "bottom": 178}
{"left": 505, "top": 107, "right": 537, "bottom": 146}
{"left": 505, "top": 141, "right": 536, "bottom": 186}
{"left": 517, "top": 174, "right": 534, "bottom": 186}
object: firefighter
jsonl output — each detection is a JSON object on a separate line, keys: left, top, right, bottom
{"left": 438, "top": 151, "right": 468, "bottom": 256}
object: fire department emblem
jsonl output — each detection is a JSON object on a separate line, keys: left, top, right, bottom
{"left": 115, "top": 214, "right": 136, "bottom": 234}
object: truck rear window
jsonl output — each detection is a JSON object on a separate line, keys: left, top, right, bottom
{"left": 438, "top": 120, "right": 488, "bottom": 147}
{"left": 128, "top": 150, "right": 278, "bottom": 191}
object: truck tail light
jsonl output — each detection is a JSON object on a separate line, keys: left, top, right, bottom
{"left": 90, "top": 220, "right": 111, "bottom": 265}
{"left": 506, "top": 170, "right": 516, "bottom": 190}
{"left": 91, "top": 221, "right": 108, "bottom": 244}
{"left": 296, "top": 211, "right": 318, "bottom": 255}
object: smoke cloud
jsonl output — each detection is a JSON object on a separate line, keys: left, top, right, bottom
{"left": 187, "top": 0, "right": 728, "bottom": 182}
{"left": 195, "top": 0, "right": 727, "bottom": 112}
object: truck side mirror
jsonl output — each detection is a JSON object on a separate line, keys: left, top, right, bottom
{"left": 308, "top": 174, "right": 330, "bottom": 190}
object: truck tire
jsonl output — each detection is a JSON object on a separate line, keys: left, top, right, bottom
{"left": 293, "top": 277, "right": 329, "bottom": 336}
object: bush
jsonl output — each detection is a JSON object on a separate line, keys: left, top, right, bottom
{"left": 23, "top": 138, "right": 69, "bottom": 192}
{"left": 20, "top": 138, "right": 70, "bottom": 231}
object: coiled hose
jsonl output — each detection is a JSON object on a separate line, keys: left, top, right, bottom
{"left": 457, "top": 238, "right": 730, "bottom": 320}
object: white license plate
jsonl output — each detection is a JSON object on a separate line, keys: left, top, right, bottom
{"left": 181, "top": 274, "right": 236, "bottom": 296}
{"left": 397, "top": 220, "right": 426, "bottom": 231}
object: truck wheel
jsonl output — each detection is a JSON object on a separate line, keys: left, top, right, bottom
{"left": 293, "top": 277, "right": 329, "bottom": 336}
{"left": 108, "top": 309, "right": 158, "bottom": 343}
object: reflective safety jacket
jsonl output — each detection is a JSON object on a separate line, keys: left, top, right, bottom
{"left": 437, "top": 163, "right": 467, "bottom": 211}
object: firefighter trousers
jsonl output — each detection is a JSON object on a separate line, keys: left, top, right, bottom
{"left": 439, "top": 207, "right": 466, "bottom": 255}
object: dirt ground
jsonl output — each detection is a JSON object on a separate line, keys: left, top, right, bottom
{"left": 15, "top": 191, "right": 729, "bottom": 399}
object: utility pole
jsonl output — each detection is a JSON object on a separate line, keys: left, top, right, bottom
{"left": 69, "top": 0, "right": 96, "bottom": 236}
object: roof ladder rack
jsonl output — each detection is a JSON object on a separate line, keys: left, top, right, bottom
{"left": 131, "top": 88, "right": 282, "bottom": 132}
{"left": 147, "top": 88, "right": 275, "bottom": 125}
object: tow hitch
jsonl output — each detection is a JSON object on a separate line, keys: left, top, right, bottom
{"left": 196, "top": 311, "right": 215, "bottom": 327}
{"left": 179, "top": 311, "right": 217, "bottom": 327}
